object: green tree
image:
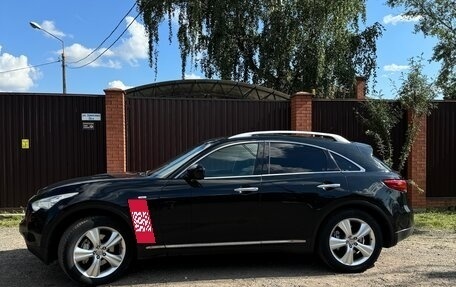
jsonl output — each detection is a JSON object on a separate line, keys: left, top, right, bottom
{"left": 396, "top": 57, "right": 436, "bottom": 172}
{"left": 387, "top": 0, "right": 456, "bottom": 99}
{"left": 137, "top": 0, "right": 383, "bottom": 97}
{"left": 360, "top": 57, "right": 436, "bottom": 175}
{"left": 357, "top": 94, "right": 400, "bottom": 169}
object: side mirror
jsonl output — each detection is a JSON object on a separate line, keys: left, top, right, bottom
{"left": 185, "top": 164, "right": 205, "bottom": 180}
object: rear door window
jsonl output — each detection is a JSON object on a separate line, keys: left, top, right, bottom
{"left": 268, "top": 142, "right": 328, "bottom": 174}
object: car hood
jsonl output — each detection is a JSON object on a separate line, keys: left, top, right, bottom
{"left": 37, "top": 172, "right": 146, "bottom": 195}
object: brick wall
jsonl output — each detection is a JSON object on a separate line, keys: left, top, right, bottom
{"left": 427, "top": 198, "right": 456, "bottom": 209}
{"left": 291, "top": 92, "right": 313, "bottom": 131}
{"left": 104, "top": 88, "right": 126, "bottom": 173}
{"left": 406, "top": 113, "right": 427, "bottom": 209}
{"left": 355, "top": 76, "right": 366, "bottom": 100}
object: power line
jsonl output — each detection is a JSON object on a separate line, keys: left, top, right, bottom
{"left": 68, "top": 1, "right": 137, "bottom": 64}
{"left": 69, "top": 11, "right": 142, "bottom": 69}
{"left": 0, "top": 60, "right": 60, "bottom": 74}
{"left": 0, "top": 2, "right": 140, "bottom": 77}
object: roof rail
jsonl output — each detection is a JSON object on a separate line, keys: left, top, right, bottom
{"left": 229, "top": 130, "right": 350, "bottom": 143}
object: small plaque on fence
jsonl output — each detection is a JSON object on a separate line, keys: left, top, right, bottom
{"left": 82, "top": 122, "right": 95, "bottom": 130}
{"left": 21, "top": 139, "right": 30, "bottom": 149}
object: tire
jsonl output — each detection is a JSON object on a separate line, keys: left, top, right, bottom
{"left": 318, "top": 210, "right": 383, "bottom": 273}
{"left": 58, "top": 216, "right": 133, "bottom": 285}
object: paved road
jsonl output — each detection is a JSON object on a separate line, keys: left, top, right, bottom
{"left": 1, "top": 227, "right": 455, "bottom": 286}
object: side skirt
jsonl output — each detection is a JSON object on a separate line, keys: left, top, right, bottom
{"left": 145, "top": 239, "right": 307, "bottom": 250}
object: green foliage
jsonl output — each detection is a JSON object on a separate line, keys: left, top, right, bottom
{"left": 137, "top": 0, "right": 383, "bottom": 97}
{"left": 396, "top": 57, "right": 436, "bottom": 172}
{"left": 361, "top": 57, "right": 436, "bottom": 174}
{"left": 357, "top": 93, "right": 400, "bottom": 169}
{"left": 387, "top": 0, "right": 456, "bottom": 99}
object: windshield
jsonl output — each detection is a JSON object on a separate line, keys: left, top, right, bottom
{"left": 149, "top": 142, "right": 212, "bottom": 178}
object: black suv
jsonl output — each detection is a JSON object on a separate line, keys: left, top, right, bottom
{"left": 20, "top": 131, "right": 414, "bottom": 285}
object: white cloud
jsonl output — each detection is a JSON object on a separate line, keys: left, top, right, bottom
{"left": 383, "top": 14, "right": 422, "bottom": 25}
{"left": 184, "top": 73, "right": 203, "bottom": 79}
{"left": 384, "top": 64, "right": 410, "bottom": 72}
{"left": 39, "top": 20, "right": 66, "bottom": 38}
{"left": 66, "top": 43, "right": 121, "bottom": 69}
{"left": 113, "top": 16, "right": 148, "bottom": 65}
{"left": 107, "top": 80, "right": 132, "bottom": 90}
{"left": 0, "top": 46, "right": 39, "bottom": 92}
{"left": 66, "top": 17, "right": 148, "bottom": 69}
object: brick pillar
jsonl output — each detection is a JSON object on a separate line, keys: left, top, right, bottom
{"left": 291, "top": 91, "right": 313, "bottom": 131}
{"left": 104, "top": 88, "right": 127, "bottom": 173}
{"left": 355, "top": 76, "right": 366, "bottom": 100}
{"left": 406, "top": 112, "right": 427, "bottom": 209}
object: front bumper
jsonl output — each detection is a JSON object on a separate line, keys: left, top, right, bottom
{"left": 19, "top": 208, "right": 52, "bottom": 264}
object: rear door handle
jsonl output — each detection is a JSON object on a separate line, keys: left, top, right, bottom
{"left": 317, "top": 183, "right": 341, "bottom": 190}
{"left": 234, "top": 187, "right": 259, "bottom": 194}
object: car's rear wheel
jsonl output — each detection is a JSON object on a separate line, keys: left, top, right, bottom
{"left": 318, "top": 210, "right": 383, "bottom": 272}
{"left": 58, "top": 216, "right": 133, "bottom": 285}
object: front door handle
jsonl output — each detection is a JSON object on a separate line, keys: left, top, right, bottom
{"left": 234, "top": 187, "right": 259, "bottom": 194}
{"left": 317, "top": 183, "right": 341, "bottom": 190}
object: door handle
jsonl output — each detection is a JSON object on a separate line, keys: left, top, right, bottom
{"left": 317, "top": 183, "right": 341, "bottom": 190}
{"left": 234, "top": 187, "right": 259, "bottom": 194}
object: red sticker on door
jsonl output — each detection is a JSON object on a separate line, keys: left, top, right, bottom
{"left": 128, "top": 199, "right": 156, "bottom": 244}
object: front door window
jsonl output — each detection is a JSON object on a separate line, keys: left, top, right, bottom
{"left": 197, "top": 143, "right": 260, "bottom": 177}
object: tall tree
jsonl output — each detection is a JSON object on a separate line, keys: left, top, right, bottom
{"left": 137, "top": 0, "right": 382, "bottom": 97}
{"left": 387, "top": 0, "right": 456, "bottom": 99}
{"left": 359, "top": 57, "right": 436, "bottom": 175}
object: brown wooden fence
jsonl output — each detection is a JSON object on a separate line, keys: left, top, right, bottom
{"left": 1, "top": 91, "right": 455, "bottom": 209}
{"left": 0, "top": 93, "right": 106, "bottom": 209}
{"left": 427, "top": 101, "right": 456, "bottom": 197}
{"left": 126, "top": 97, "right": 290, "bottom": 172}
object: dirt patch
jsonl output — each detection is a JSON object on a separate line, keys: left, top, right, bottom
{"left": 1, "top": 227, "right": 455, "bottom": 286}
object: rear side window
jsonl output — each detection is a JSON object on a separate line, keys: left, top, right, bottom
{"left": 268, "top": 143, "right": 328, "bottom": 174}
{"left": 331, "top": 152, "right": 362, "bottom": 171}
{"left": 372, "top": 156, "right": 392, "bottom": 171}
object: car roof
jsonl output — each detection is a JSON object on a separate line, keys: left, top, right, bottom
{"left": 229, "top": 130, "right": 350, "bottom": 143}
{"left": 221, "top": 131, "right": 353, "bottom": 149}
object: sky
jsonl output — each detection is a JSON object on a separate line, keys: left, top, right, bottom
{"left": 0, "top": 0, "right": 440, "bottom": 98}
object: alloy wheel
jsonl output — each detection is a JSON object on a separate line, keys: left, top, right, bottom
{"left": 72, "top": 226, "right": 126, "bottom": 278}
{"left": 328, "top": 218, "right": 376, "bottom": 266}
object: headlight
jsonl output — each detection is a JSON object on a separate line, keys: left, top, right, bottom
{"left": 31, "top": 192, "right": 79, "bottom": 211}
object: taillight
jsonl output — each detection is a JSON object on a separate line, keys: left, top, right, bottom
{"left": 383, "top": 179, "right": 407, "bottom": 192}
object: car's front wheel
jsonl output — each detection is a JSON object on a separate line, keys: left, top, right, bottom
{"left": 58, "top": 216, "right": 133, "bottom": 285}
{"left": 318, "top": 210, "right": 383, "bottom": 272}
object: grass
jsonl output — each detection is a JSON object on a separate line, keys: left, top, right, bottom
{"left": 0, "top": 213, "right": 24, "bottom": 227}
{"left": 0, "top": 210, "right": 455, "bottom": 231}
{"left": 414, "top": 210, "right": 456, "bottom": 232}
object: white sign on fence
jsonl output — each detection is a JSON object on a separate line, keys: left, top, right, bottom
{"left": 81, "top": 113, "right": 101, "bottom": 121}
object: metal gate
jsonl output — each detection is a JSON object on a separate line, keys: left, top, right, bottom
{"left": 126, "top": 97, "right": 290, "bottom": 172}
